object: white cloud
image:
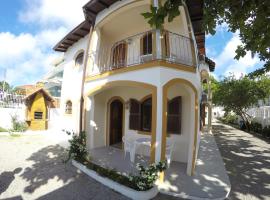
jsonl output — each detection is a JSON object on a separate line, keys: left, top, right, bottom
{"left": 214, "top": 32, "right": 262, "bottom": 78}
{"left": 0, "top": 30, "right": 65, "bottom": 85}
{"left": 0, "top": 0, "right": 89, "bottom": 86}
{"left": 19, "top": 0, "right": 89, "bottom": 29}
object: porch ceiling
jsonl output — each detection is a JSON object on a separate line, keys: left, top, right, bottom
{"left": 53, "top": 0, "right": 206, "bottom": 56}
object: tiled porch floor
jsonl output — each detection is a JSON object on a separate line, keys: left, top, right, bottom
{"left": 89, "top": 133, "right": 231, "bottom": 199}
{"left": 90, "top": 146, "right": 149, "bottom": 175}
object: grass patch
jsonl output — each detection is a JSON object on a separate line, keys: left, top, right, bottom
{"left": 10, "top": 133, "right": 21, "bottom": 137}
{"left": 0, "top": 126, "right": 7, "bottom": 132}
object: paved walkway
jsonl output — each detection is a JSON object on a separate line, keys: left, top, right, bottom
{"left": 213, "top": 121, "right": 270, "bottom": 200}
{"left": 159, "top": 133, "right": 231, "bottom": 200}
{"left": 0, "top": 132, "right": 178, "bottom": 200}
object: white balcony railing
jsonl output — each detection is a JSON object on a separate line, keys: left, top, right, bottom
{"left": 88, "top": 29, "right": 196, "bottom": 75}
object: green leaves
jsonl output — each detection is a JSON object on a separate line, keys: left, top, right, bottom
{"left": 204, "top": 0, "right": 270, "bottom": 76}
{"left": 213, "top": 74, "right": 270, "bottom": 128}
{"left": 141, "top": 1, "right": 182, "bottom": 29}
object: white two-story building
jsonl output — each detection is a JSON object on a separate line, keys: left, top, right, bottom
{"left": 53, "top": 0, "right": 215, "bottom": 190}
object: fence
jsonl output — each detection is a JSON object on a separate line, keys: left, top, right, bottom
{"left": 0, "top": 91, "right": 25, "bottom": 108}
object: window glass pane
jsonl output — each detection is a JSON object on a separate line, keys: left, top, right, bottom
{"left": 141, "top": 97, "right": 152, "bottom": 131}
{"left": 34, "top": 112, "right": 43, "bottom": 119}
{"left": 143, "top": 33, "right": 152, "bottom": 55}
{"left": 129, "top": 99, "right": 140, "bottom": 130}
{"left": 75, "top": 52, "right": 84, "bottom": 67}
{"left": 65, "top": 101, "right": 72, "bottom": 114}
{"left": 167, "top": 96, "right": 181, "bottom": 134}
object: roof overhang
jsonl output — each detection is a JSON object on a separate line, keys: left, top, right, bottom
{"left": 53, "top": 20, "right": 92, "bottom": 52}
{"left": 53, "top": 0, "right": 206, "bottom": 55}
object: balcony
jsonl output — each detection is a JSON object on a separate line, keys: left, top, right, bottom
{"left": 88, "top": 29, "right": 196, "bottom": 76}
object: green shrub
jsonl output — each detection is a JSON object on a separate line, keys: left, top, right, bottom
{"left": 129, "top": 162, "right": 167, "bottom": 191}
{"left": 250, "top": 121, "right": 262, "bottom": 134}
{"left": 10, "top": 114, "right": 28, "bottom": 132}
{"left": 0, "top": 126, "right": 7, "bottom": 132}
{"left": 262, "top": 126, "right": 270, "bottom": 137}
{"left": 221, "top": 113, "right": 238, "bottom": 124}
{"left": 64, "top": 131, "right": 88, "bottom": 163}
{"left": 76, "top": 157, "right": 167, "bottom": 191}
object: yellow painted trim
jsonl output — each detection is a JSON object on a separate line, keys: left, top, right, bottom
{"left": 137, "top": 131, "right": 151, "bottom": 135}
{"left": 85, "top": 60, "right": 196, "bottom": 82}
{"left": 84, "top": 80, "right": 157, "bottom": 163}
{"left": 162, "top": 78, "right": 198, "bottom": 176}
{"left": 106, "top": 96, "right": 125, "bottom": 147}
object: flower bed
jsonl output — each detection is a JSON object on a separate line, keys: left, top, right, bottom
{"left": 72, "top": 159, "right": 161, "bottom": 200}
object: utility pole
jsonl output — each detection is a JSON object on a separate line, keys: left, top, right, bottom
{"left": 2, "top": 68, "right": 6, "bottom": 92}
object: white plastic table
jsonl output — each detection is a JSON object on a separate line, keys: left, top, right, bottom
{"left": 130, "top": 137, "right": 151, "bottom": 162}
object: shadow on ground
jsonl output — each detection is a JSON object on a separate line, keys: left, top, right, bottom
{"left": 19, "top": 144, "right": 129, "bottom": 200}
{"left": 17, "top": 144, "right": 178, "bottom": 200}
{"left": 20, "top": 145, "right": 74, "bottom": 193}
{"left": 213, "top": 124, "right": 270, "bottom": 200}
{"left": 0, "top": 168, "right": 22, "bottom": 195}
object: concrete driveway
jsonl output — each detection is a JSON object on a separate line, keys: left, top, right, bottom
{"left": 213, "top": 122, "right": 270, "bottom": 200}
{"left": 0, "top": 132, "right": 178, "bottom": 200}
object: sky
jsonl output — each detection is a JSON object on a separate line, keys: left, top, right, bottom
{"left": 0, "top": 0, "right": 264, "bottom": 87}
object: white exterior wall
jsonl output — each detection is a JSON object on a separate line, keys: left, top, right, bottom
{"left": 60, "top": 35, "right": 89, "bottom": 132}
{"left": 48, "top": 108, "right": 62, "bottom": 130}
{"left": 84, "top": 66, "right": 201, "bottom": 169}
{"left": 0, "top": 107, "right": 26, "bottom": 129}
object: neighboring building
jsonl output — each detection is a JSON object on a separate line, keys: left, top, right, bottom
{"left": 53, "top": 0, "right": 215, "bottom": 190}
{"left": 40, "top": 56, "right": 64, "bottom": 98}
{"left": 24, "top": 88, "right": 54, "bottom": 130}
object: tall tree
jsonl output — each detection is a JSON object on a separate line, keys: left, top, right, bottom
{"left": 0, "top": 81, "right": 13, "bottom": 92}
{"left": 213, "top": 75, "right": 270, "bottom": 129}
{"left": 142, "top": 0, "right": 270, "bottom": 75}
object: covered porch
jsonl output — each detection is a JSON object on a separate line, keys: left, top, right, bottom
{"left": 88, "top": 133, "right": 230, "bottom": 199}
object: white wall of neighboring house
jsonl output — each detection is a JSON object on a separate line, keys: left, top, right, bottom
{"left": 0, "top": 107, "right": 26, "bottom": 129}
{"left": 60, "top": 34, "right": 89, "bottom": 132}
{"left": 212, "top": 106, "right": 225, "bottom": 119}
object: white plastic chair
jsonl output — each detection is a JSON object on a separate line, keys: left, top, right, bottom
{"left": 165, "top": 138, "right": 174, "bottom": 168}
{"left": 122, "top": 135, "right": 134, "bottom": 158}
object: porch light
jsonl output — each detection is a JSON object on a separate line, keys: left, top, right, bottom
{"left": 126, "top": 38, "right": 132, "bottom": 44}
{"left": 125, "top": 100, "right": 130, "bottom": 109}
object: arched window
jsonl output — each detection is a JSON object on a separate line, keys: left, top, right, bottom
{"left": 65, "top": 100, "right": 72, "bottom": 114}
{"left": 141, "top": 32, "right": 152, "bottom": 55}
{"left": 112, "top": 42, "right": 127, "bottom": 69}
{"left": 129, "top": 96, "right": 152, "bottom": 132}
{"left": 75, "top": 52, "right": 84, "bottom": 67}
{"left": 167, "top": 96, "right": 182, "bottom": 134}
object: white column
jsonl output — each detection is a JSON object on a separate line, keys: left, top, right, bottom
{"left": 153, "top": 0, "right": 162, "bottom": 60}
{"left": 85, "top": 96, "right": 95, "bottom": 149}
{"left": 155, "top": 86, "right": 163, "bottom": 163}
{"left": 207, "top": 80, "right": 212, "bottom": 133}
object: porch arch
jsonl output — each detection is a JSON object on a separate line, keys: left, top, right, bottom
{"left": 84, "top": 80, "right": 157, "bottom": 163}
{"left": 162, "top": 78, "right": 199, "bottom": 175}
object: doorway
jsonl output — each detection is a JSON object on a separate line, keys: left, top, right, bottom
{"left": 109, "top": 99, "right": 124, "bottom": 147}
